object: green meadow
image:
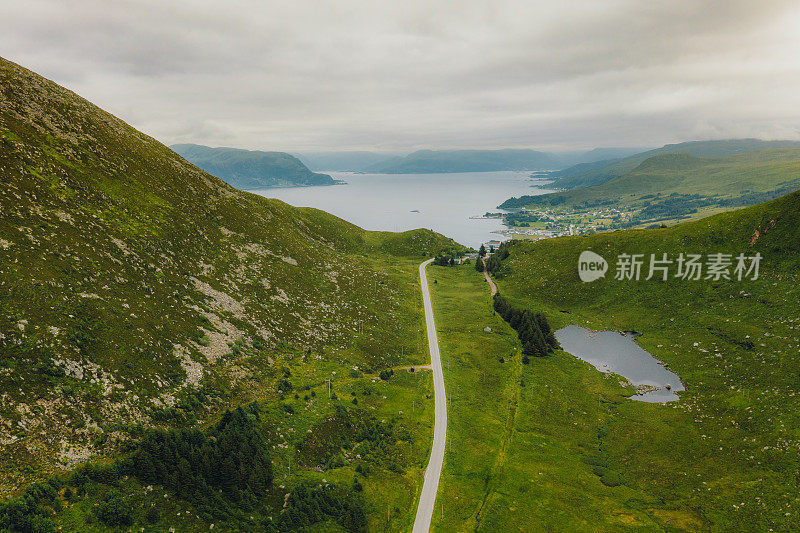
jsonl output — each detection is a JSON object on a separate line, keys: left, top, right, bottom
{"left": 429, "top": 264, "right": 704, "bottom": 531}
{"left": 470, "top": 190, "right": 800, "bottom": 530}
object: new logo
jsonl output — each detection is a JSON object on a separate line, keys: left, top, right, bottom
{"left": 578, "top": 250, "right": 608, "bottom": 282}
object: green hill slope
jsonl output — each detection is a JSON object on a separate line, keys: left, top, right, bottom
{"left": 550, "top": 139, "right": 800, "bottom": 190}
{"left": 171, "top": 143, "right": 337, "bottom": 189}
{"left": 485, "top": 191, "right": 800, "bottom": 529}
{"left": 500, "top": 149, "right": 800, "bottom": 228}
{"left": 0, "top": 54, "right": 460, "bottom": 524}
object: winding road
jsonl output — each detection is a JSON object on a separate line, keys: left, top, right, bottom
{"left": 413, "top": 258, "right": 447, "bottom": 533}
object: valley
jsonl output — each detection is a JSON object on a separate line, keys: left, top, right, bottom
{"left": 2, "top": 46, "right": 800, "bottom": 533}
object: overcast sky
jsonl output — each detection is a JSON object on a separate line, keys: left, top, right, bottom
{"left": 3, "top": 0, "right": 800, "bottom": 151}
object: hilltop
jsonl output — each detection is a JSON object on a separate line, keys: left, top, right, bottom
{"left": 171, "top": 143, "right": 337, "bottom": 189}
{"left": 0, "top": 56, "right": 462, "bottom": 530}
{"left": 505, "top": 148, "right": 800, "bottom": 208}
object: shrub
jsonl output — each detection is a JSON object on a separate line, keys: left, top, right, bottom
{"left": 145, "top": 505, "right": 161, "bottom": 524}
{"left": 95, "top": 491, "right": 133, "bottom": 527}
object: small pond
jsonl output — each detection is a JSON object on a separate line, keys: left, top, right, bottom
{"left": 555, "top": 325, "right": 684, "bottom": 402}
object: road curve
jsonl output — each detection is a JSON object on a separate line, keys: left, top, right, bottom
{"left": 413, "top": 258, "right": 447, "bottom": 532}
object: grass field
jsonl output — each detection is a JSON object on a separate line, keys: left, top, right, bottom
{"left": 428, "top": 264, "right": 708, "bottom": 531}
{"left": 429, "top": 182, "right": 800, "bottom": 530}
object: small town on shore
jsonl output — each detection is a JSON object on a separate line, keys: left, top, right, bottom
{"left": 477, "top": 204, "right": 639, "bottom": 243}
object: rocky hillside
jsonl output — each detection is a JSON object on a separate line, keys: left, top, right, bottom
{"left": 0, "top": 56, "right": 458, "bottom": 494}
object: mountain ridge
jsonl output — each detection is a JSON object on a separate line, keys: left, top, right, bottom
{"left": 171, "top": 143, "right": 337, "bottom": 189}
{"left": 549, "top": 138, "right": 800, "bottom": 190}
{"left": 500, "top": 148, "right": 800, "bottom": 213}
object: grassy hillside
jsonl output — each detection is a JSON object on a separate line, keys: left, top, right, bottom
{"left": 546, "top": 157, "right": 621, "bottom": 180}
{"left": 478, "top": 190, "right": 800, "bottom": 529}
{"left": 506, "top": 149, "right": 800, "bottom": 209}
{"left": 549, "top": 139, "right": 800, "bottom": 190}
{"left": 171, "top": 143, "right": 337, "bottom": 189}
{"left": 500, "top": 149, "right": 800, "bottom": 233}
{"left": 0, "top": 56, "right": 462, "bottom": 530}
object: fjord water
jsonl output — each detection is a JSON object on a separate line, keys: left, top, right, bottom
{"left": 555, "top": 325, "right": 685, "bottom": 402}
{"left": 255, "top": 171, "right": 554, "bottom": 248}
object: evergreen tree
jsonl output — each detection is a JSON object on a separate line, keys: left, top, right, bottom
{"left": 126, "top": 403, "right": 273, "bottom": 518}
{"left": 475, "top": 257, "right": 485, "bottom": 272}
{"left": 493, "top": 292, "right": 555, "bottom": 359}
{"left": 479, "top": 244, "right": 487, "bottom": 257}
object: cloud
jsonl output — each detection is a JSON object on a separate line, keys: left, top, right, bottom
{"left": 2, "top": 0, "right": 800, "bottom": 150}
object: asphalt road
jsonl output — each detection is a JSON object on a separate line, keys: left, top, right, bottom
{"left": 412, "top": 258, "right": 448, "bottom": 533}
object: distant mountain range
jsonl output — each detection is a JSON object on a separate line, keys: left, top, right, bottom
{"left": 361, "top": 149, "right": 561, "bottom": 173}
{"left": 171, "top": 144, "right": 337, "bottom": 189}
{"left": 294, "top": 147, "right": 649, "bottom": 174}
{"left": 292, "top": 151, "right": 403, "bottom": 172}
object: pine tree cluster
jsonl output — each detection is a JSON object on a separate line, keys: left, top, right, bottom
{"left": 493, "top": 293, "right": 560, "bottom": 359}
{"left": 484, "top": 241, "right": 511, "bottom": 274}
{"left": 273, "top": 483, "right": 367, "bottom": 532}
{"left": 126, "top": 404, "right": 273, "bottom": 517}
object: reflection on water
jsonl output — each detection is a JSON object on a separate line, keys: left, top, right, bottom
{"left": 555, "top": 325, "right": 684, "bottom": 402}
